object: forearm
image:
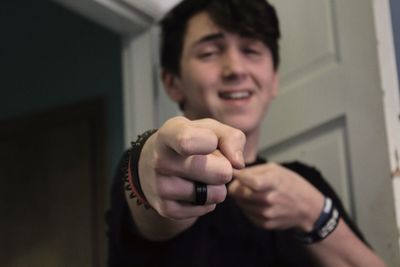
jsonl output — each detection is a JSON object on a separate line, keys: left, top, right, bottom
{"left": 305, "top": 219, "right": 387, "bottom": 267}
{"left": 125, "top": 190, "right": 197, "bottom": 241}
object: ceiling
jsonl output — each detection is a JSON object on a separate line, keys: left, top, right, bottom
{"left": 54, "top": 0, "right": 183, "bottom": 35}
{"left": 120, "top": 0, "right": 182, "bottom": 19}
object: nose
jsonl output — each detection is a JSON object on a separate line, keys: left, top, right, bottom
{"left": 221, "top": 48, "right": 246, "bottom": 82}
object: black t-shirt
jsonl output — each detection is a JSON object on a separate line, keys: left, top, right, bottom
{"left": 106, "top": 156, "right": 365, "bottom": 267}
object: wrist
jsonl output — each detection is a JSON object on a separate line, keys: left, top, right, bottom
{"left": 123, "top": 129, "right": 158, "bottom": 209}
{"left": 295, "top": 196, "right": 340, "bottom": 244}
{"left": 300, "top": 192, "right": 325, "bottom": 232}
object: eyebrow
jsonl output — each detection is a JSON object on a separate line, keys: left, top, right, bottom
{"left": 192, "top": 32, "right": 225, "bottom": 48}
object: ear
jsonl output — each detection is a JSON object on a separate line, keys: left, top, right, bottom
{"left": 162, "top": 70, "right": 185, "bottom": 103}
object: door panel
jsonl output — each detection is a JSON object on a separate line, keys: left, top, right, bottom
{"left": 0, "top": 101, "right": 107, "bottom": 267}
{"left": 277, "top": 0, "right": 339, "bottom": 88}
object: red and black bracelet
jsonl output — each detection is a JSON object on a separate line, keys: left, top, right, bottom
{"left": 123, "top": 129, "right": 158, "bottom": 209}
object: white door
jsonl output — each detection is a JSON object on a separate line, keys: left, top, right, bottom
{"left": 260, "top": 0, "right": 399, "bottom": 265}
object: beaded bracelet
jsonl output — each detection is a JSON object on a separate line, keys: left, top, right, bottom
{"left": 294, "top": 197, "right": 340, "bottom": 244}
{"left": 123, "top": 129, "right": 157, "bottom": 209}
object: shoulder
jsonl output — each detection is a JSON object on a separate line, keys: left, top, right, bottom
{"left": 280, "top": 160, "right": 319, "bottom": 176}
{"left": 280, "top": 161, "right": 330, "bottom": 191}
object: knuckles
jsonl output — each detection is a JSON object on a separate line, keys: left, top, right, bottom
{"left": 176, "top": 126, "right": 197, "bottom": 155}
{"left": 230, "top": 128, "right": 246, "bottom": 145}
{"left": 262, "top": 192, "right": 276, "bottom": 205}
{"left": 154, "top": 178, "right": 174, "bottom": 199}
{"left": 192, "top": 154, "right": 232, "bottom": 184}
{"left": 152, "top": 152, "right": 171, "bottom": 175}
{"left": 158, "top": 116, "right": 189, "bottom": 143}
{"left": 213, "top": 160, "right": 233, "bottom": 184}
{"left": 251, "top": 179, "right": 264, "bottom": 191}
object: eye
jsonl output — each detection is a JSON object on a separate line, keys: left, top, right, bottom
{"left": 242, "top": 46, "right": 261, "bottom": 55}
{"left": 196, "top": 43, "right": 224, "bottom": 60}
{"left": 240, "top": 38, "right": 268, "bottom": 57}
{"left": 198, "top": 50, "right": 219, "bottom": 59}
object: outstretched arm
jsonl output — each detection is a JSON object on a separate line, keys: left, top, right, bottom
{"left": 126, "top": 116, "right": 245, "bottom": 241}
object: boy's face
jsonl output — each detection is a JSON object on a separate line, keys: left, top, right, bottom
{"left": 164, "top": 12, "right": 278, "bottom": 135}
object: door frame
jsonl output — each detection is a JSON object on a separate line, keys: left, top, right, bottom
{"left": 372, "top": 1, "right": 400, "bottom": 243}
{"left": 53, "top": 0, "right": 158, "bottom": 146}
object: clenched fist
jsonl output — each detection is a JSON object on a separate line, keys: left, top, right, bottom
{"left": 138, "top": 116, "right": 246, "bottom": 220}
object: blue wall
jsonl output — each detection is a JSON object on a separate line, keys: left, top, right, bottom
{"left": 390, "top": 0, "right": 400, "bottom": 87}
{"left": 0, "top": 0, "right": 124, "bottom": 179}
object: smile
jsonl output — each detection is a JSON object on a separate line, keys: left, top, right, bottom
{"left": 219, "top": 90, "right": 253, "bottom": 100}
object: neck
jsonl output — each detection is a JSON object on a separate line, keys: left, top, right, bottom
{"left": 243, "top": 127, "right": 260, "bottom": 164}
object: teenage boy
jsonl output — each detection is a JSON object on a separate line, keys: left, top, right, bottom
{"left": 107, "top": 0, "right": 387, "bottom": 266}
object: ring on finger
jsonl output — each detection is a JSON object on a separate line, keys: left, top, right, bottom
{"left": 193, "top": 181, "right": 207, "bottom": 205}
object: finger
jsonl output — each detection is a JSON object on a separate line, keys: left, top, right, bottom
{"left": 156, "top": 151, "right": 233, "bottom": 185}
{"left": 156, "top": 200, "right": 217, "bottom": 220}
{"left": 193, "top": 118, "right": 246, "bottom": 169}
{"left": 233, "top": 165, "right": 276, "bottom": 191}
{"left": 157, "top": 176, "right": 228, "bottom": 204}
{"left": 158, "top": 117, "right": 219, "bottom": 156}
{"left": 229, "top": 179, "right": 277, "bottom": 204}
{"left": 158, "top": 117, "right": 245, "bottom": 168}
{"left": 228, "top": 179, "right": 254, "bottom": 199}
{"left": 238, "top": 200, "right": 296, "bottom": 230}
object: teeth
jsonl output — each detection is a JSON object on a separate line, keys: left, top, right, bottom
{"left": 220, "top": 91, "right": 251, "bottom": 100}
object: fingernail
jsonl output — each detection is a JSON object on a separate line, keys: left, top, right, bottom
{"left": 235, "top": 151, "right": 245, "bottom": 168}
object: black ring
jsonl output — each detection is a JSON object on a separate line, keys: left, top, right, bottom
{"left": 193, "top": 182, "right": 207, "bottom": 205}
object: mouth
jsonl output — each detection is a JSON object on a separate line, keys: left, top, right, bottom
{"left": 218, "top": 90, "right": 253, "bottom": 100}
